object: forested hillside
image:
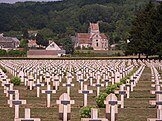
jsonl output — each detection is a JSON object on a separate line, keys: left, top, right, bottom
{"left": 0, "top": 0, "right": 152, "bottom": 44}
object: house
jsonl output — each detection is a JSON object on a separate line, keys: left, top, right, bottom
{"left": 46, "top": 41, "right": 61, "bottom": 50}
{"left": 0, "top": 34, "right": 20, "bottom": 50}
{"left": 28, "top": 40, "right": 39, "bottom": 48}
{"left": 74, "top": 23, "right": 109, "bottom": 50}
{"left": 27, "top": 41, "right": 65, "bottom": 58}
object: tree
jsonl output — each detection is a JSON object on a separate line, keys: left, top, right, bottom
{"left": 22, "top": 29, "right": 29, "bottom": 39}
{"left": 128, "top": 1, "right": 156, "bottom": 58}
{"left": 19, "top": 39, "right": 28, "bottom": 50}
{"left": 59, "top": 36, "right": 74, "bottom": 54}
{"left": 154, "top": 2, "right": 162, "bottom": 59}
{"left": 36, "top": 33, "right": 49, "bottom": 47}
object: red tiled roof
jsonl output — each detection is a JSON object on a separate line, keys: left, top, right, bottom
{"left": 77, "top": 33, "right": 90, "bottom": 39}
{"left": 28, "top": 40, "right": 37, "bottom": 44}
{"left": 77, "top": 33, "right": 92, "bottom": 44}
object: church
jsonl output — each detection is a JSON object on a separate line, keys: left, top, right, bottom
{"left": 74, "top": 23, "right": 109, "bottom": 50}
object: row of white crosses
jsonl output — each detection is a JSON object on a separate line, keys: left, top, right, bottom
{"left": 0, "top": 60, "right": 140, "bottom": 103}
{"left": 81, "top": 64, "right": 145, "bottom": 121}
{"left": 0, "top": 60, "right": 143, "bottom": 121}
{"left": 0, "top": 68, "right": 75, "bottom": 121}
{"left": 147, "top": 64, "right": 162, "bottom": 121}
{"left": 0, "top": 68, "right": 41, "bottom": 121}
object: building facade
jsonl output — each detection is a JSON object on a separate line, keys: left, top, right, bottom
{"left": 75, "top": 23, "right": 109, "bottom": 50}
{"left": 0, "top": 34, "right": 20, "bottom": 50}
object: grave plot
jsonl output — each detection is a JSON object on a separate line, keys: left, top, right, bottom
{"left": 0, "top": 59, "right": 147, "bottom": 121}
{"left": 118, "top": 61, "right": 156, "bottom": 121}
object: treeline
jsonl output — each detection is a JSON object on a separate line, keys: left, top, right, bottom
{"left": 0, "top": 0, "right": 150, "bottom": 45}
{"left": 127, "top": 2, "right": 162, "bottom": 58}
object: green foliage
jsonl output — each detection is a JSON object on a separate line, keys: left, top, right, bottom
{"left": 105, "top": 84, "right": 118, "bottom": 94}
{"left": 11, "top": 76, "right": 21, "bottom": 86}
{"left": 97, "top": 67, "right": 138, "bottom": 104}
{"left": 0, "top": 49, "right": 7, "bottom": 56}
{"left": 128, "top": 1, "right": 162, "bottom": 58}
{"left": 22, "top": 29, "right": 29, "bottom": 39}
{"left": 36, "top": 33, "right": 49, "bottom": 47}
{"left": 73, "top": 50, "right": 124, "bottom": 57}
{"left": 19, "top": 39, "right": 28, "bottom": 50}
{"left": 75, "top": 46, "right": 81, "bottom": 50}
{"left": 96, "top": 92, "right": 108, "bottom": 108}
{"left": 79, "top": 106, "right": 91, "bottom": 118}
{"left": 0, "top": 49, "right": 26, "bottom": 57}
{"left": 59, "top": 37, "right": 74, "bottom": 54}
{"left": 39, "top": 28, "right": 55, "bottom": 39}
{"left": 3, "top": 31, "right": 22, "bottom": 39}
{"left": 7, "top": 50, "right": 26, "bottom": 57}
{"left": 0, "top": 0, "right": 151, "bottom": 46}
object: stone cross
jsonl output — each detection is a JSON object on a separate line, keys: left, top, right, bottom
{"left": 45, "top": 72, "right": 51, "bottom": 85}
{"left": 151, "top": 83, "right": 162, "bottom": 101}
{"left": 111, "top": 72, "right": 115, "bottom": 85}
{"left": 93, "top": 81, "right": 104, "bottom": 96}
{"left": 8, "top": 93, "right": 26, "bottom": 119}
{"left": 56, "top": 93, "right": 75, "bottom": 121}
{"left": 28, "top": 74, "right": 34, "bottom": 90}
{"left": 66, "top": 73, "right": 73, "bottom": 83}
{"left": 115, "top": 71, "right": 120, "bottom": 83}
{"left": 52, "top": 75, "right": 60, "bottom": 90}
{"left": 41, "top": 85, "right": 56, "bottom": 107}
{"left": 14, "top": 108, "right": 41, "bottom": 121}
{"left": 149, "top": 91, "right": 162, "bottom": 119}
{"left": 4, "top": 84, "right": 19, "bottom": 107}
{"left": 18, "top": 71, "right": 24, "bottom": 83}
{"left": 62, "top": 80, "right": 74, "bottom": 96}
{"left": 33, "top": 79, "right": 44, "bottom": 97}
{"left": 130, "top": 76, "right": 135, "bottom": 92}
{"left": 115, "top": 84, "right": 126, "bottom": 108}
{"left": 89, "top": 72, "right": 93, "bottom": 86}
{"left": 2, "top": 79, "right": 11, "bottom": 97}
{"left": 103, "top": 75, "right": 111, "bottom": 87}
{"left": 23, "top": 72, "right": 28, "bottom": 86}
{"left": 104, "top": 93, "right": 118, "bottom": 121}
{"left": 39, "top": 70, "right": 43, "bottom": 83}
{"left": 81, "top": 108, "right": 108, "bottom": 121}
{"left": 125, "top": 80, "right": 131, "bottom": 98}
{"left": 77, "top": 71, "right": 82, "bottom": 82}
{"left": 78, "top": 85, "right": 93, "bottom": 107}
{"left": 79, "top": 78, "right": 84, "bottom": 91}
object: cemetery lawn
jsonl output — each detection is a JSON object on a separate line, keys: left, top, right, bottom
{"left": 118, "top": 67, "right": 156, "bottom": 121}
{"left": 0, "top": 67, "right": 157, "bottom": 121}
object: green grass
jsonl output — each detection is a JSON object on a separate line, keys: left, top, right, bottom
{"left": 0, "top": 65, "right": 158, "bottom": 121}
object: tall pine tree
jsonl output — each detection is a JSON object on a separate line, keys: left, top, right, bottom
{"left": 128, "top": 1, "right": 156, "bottom": 58}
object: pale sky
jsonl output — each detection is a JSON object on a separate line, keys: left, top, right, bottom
{"left": 0, "top": 0, "right": 60, "bottom": 3}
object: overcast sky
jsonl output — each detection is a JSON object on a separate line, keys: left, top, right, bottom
{"left": 0, "top": 0, "right": 60, "bottom": 3}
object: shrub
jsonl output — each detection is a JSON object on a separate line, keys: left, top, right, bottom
{"left": 11, "top": 76, "right": 21, "bottom": 85}
{"left": 96, "top": 92, "right": 108, "bottom": 108}
{"left": 105, "top": 84, "right": 118, "bottom": 94}
{"left": 0, "top": 49, "right": 7, "bottom": 56}
{"left": 79, "top": 106, "right": 91, "bottom": 118}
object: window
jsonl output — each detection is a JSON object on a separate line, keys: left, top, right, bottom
{"left": 96, "top": 40, "right": 98, "bottom": 42}
{"left": 96, "top": 43, "right": 98, "bottom": 47}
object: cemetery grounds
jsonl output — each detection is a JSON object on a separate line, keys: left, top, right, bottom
{"left": 0, "top": 59, "right": 158, "bottom": 121}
